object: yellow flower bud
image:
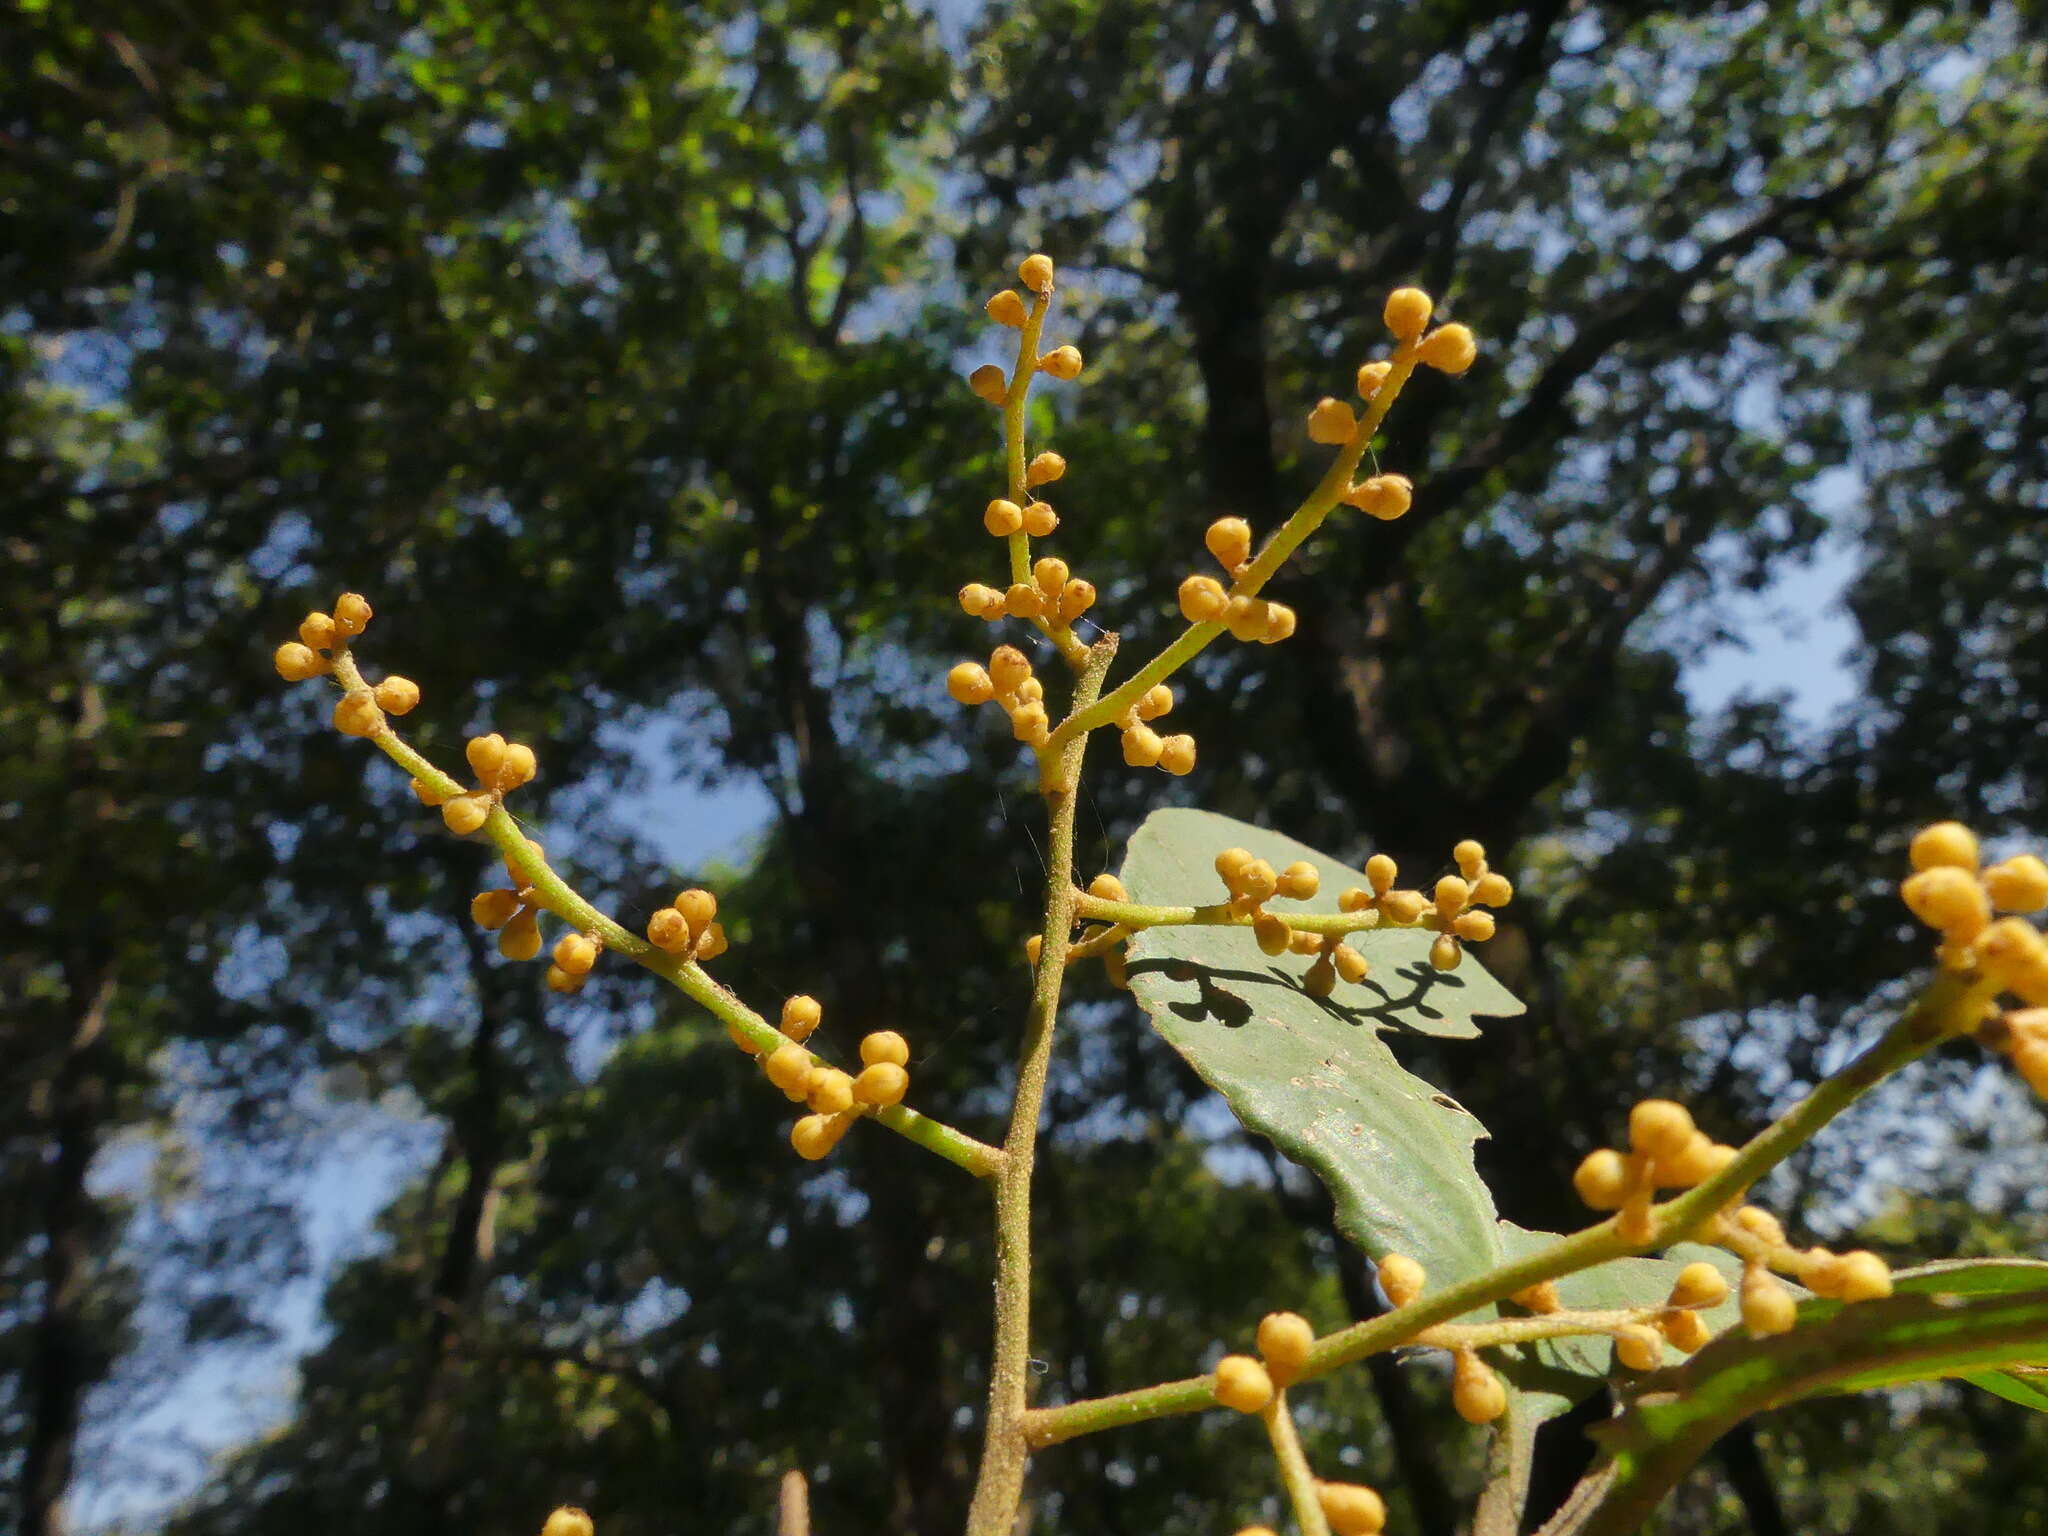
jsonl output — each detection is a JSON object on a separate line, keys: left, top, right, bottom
{"left": 1355, "top": 360, "right": 1392, "bottom": 398}
{"left": 1429, "top": 933, "right": 1461, "bottom": 970}
{"left": 1734, "top": 1205, "right": 1785, "bottom": 1245}
{"left": 1668, "top": 1261, "right": 1730, "bottom": 1309}
{"left": 1661, "top": 1308, "right": 1712, "bottom": 1353}
{"left": 1450, "top": 1349, "right": 1506, "bottom": 1423}
{"left": 986, "top": 289, "right": 1028, "bottom": 327}
{"left": 1383, "top": 286, "right": 1433, "bottom": 340}
{"left": 1985, "top": 855, "right": 2048, "bottom": 913}
{"left": 1741, "top": 1266, "right": 1797, "bottom": 1337}
{"left": 441, "top": 794, "right": 490, "bottom": 835}
{"left": 1511, "top": 1281, "right": 1562, "bottom": 1313}
{"left": 498, "top": 909, "right": 542, "bottom": 962}
{"left": 373, "top": 676, "right": 421, "bottom": 715}
{"left": 948, "top": 662, "right": 995, "bottom": 705}
{"left": 544, "top": 964, "right": 580, "bottom": 995}
{"left": 1179, "top": 574, "right": 1230, "bottom": 622}
{"left": 960, "top": 582, "right": 1006, "bottom": 619}
{"left": 1057, "top": 578, "right": 1096, "bottom": 622}
{"left": 1004, "top": 582, "right": 1045, "bottom": 619}
{"left": 1307, "top": 396, "right": 1357, "bottom": 445}
{"left": 1259, "top": 602, "right": 1296, "bottom": 643}
{"left": 1573, "top": 1148, "right": 1630, "bottom": 1210}
{"left": 494, "top": 743, "right": 537, "bottom": 791}
{"left": 1121, "top": 724, "right": 1164, "bottom": 768}
{"left": 1365, "top": 854, "right": 1397, "bottom": 894}
{"left": 984, "top": 498, "right": 1025, "bottom": 537}
{"left": 1026, "top": 451, "right": 1066, "bottom": 486}
{"left": 466, "top": 733, "right": 509, "bottom": 781}
{"left": 764, "top": 1044, "right": 814, "bottom": 1097}
{"left": 1417, "top": 323, "right": 1477, "bottom": 374}
{"left": 299, "top": 611, "right": 338, "bottom": 650}
{"left": 1019, "top": 252, "right": 1055, "bottom": 292}
{"left": 1253, "top": 913, "right": 1291, "bottom": 956}
{"left": 333, "top": 592, "right": 373, "bottom": 637}
{"left": 1157, "top": 734, "right": 1196, "bottom": 776}
{"left": 1256, "top": 1310, "right": 1315, "bottom": 1385}
{"left": 675, "top": 888, "right": 717, "bottom": 932}
{"left": 273, "top": 642, "right": 328, "bottom": 681}
{"left": 1136, "top": 684, "right": 1174, "bottom": 721}
{"left": 1614, "top": 1323, "right": 1664, "bottom": 1372}
{"left": 1659, "top": 1132, "right": 1735, "bottom": 1187}
{"left": 646, "top": 908, "right": 690, "bottom": 952}
{"left": 696, "top": 921, "right": 729, "bottom": 960}
{"left": 1381, "top": 889, "right": 1429, "bottom": 924}
{"left": 1472, "top": 872, "right": 1514, "bottom": 907}
{"left": 542, "top": 1506, "right": 595, "bottom": 1536}
{"left": 1021, "top": 500, "right": 1059, "bottom": 536}
{"left": 1344, "top": 474, "right": 1413, "bottom": 520}
{"left": 1033, "top": 556, "right": 1070, "bottom": 599}
{"left": 860, "top": 1030, "right": 909, "bottom": 1067}
{"left": 471, "top": 889, "right": 522, "bottom": 930}
{"left": 1910, "top": 820, "right": 1979, "bottom": 871}
{"left": 1453, "top": 910, "right": 1496, "bottom": 943}
{"left": 1211, "top": 1354, "right": 1274, "bottom": 1414}
{"left": 989, "top": 645, "right": 1032, "bottom": 694}
{"left": 1377, "top": 1252, "right": 1425, "bottom": 1307}
{"left": 1010, "top": 700, "right": 1050, "bottom": 745}
{"left": 1038, "top": 345, "right": 1083, "bottom": 380}
{"left": 791, "top": 1112, "right": 851, "bottom": 1160}
{"left": 969, "top": 364, "right": 1008, "bottom": 404}
{"left": 1205, "top": 517, "right": 1253, "bottom": 569}
{"left": 1316, "top": 1482, "right": 1386, "bottom": 1536}
{"left": 553, "top": 932, "right": 598, "bottom": 976}
{"left": 805, "top": 1066, "right": 856, "bottom": 1115}
{"left": 1901, "top": 866, "right": 1991, "bottom": 937}
{"left": 333, "top": 693, "right": 384, "bottom": 738}
{"left": 1271, "top": 862, "right": 1318, "bottom": 902}
{"left": 853, "top": 1061, "right": 909, "bottom": 1106}
{"left": 1836, "top": 1250, "right": 1892, "bottom": 1302}
{"left": 1333, "top": 944, "right": 1370, "bottom": 984}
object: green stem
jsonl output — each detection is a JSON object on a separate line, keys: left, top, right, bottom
{"left": 962, "top": 636, "right": 1116, "bottom": 1536}
{"left": 1024, "top": 977, "right": 1980, "bottom": 1447}
{"left": 1260, "top": 1391, "right": 1332, "bottom": 1536}
{"left": 1046, "top": 352, "right": 1419, "bottom": 751}
{"left": 1073, "top": 892, "right": 1404, "bottom": 937}
{"left": 329, "top": 654, "right": 1003, "bottom": 1179}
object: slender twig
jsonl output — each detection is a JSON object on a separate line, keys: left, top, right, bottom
{"left": 1260, "top": 1391, "right": 1332, "bottom": 1536}
{"left": 326, "top": 652, "right": 1004, "bottom": 1179}
{"left": 1023, "top": 973, "right": 1989, "bottom": 1446}
{"left": 962, "top": 636, "right": 1116, "bottom": 1536}
{"left": 1045, "top": 347, "right": 1421, "bottom": 750}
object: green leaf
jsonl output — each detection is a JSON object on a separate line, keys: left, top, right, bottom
{"left": 1119, "top": 808, "right": 1525, "bottom": 1291}
{"left": 1565, "top": 1284, "right": 2048, "bottom": 1536}
{"left": 1887, "top": 1260, "right": 2048, "bottom": 1413}
{"left": 1118, "top": 811, "right": 1765, "bottom": 1426}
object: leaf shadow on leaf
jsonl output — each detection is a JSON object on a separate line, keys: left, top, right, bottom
{"left": 1126, "top": 953, "right": 1471, "bottom": 1034}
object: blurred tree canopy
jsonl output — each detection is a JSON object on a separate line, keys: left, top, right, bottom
{"left": 3, "top": 1, "right": 2044, "bottom": 1534}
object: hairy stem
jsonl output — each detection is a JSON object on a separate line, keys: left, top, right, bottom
{"left": 1024, "top": 974, "right": 1981, "bottom": 1446}
{"left": 963, "top": 636, "right": 1116, "bottom": 1536}
{"left": 1261, "top": 1391, "right": 1333, "bottom": 1536}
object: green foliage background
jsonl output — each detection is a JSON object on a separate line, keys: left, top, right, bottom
{"left": 4, "top": 0, "right": 2045, "bottom": 1533}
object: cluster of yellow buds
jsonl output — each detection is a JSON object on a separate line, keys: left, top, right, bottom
{"left": 947, "top": 644, "right": 1060, "bottom": 750}
{"left": 1334, "top": 840, "right": 1513, "bottom": 973}
{"left": 1114, "top": 683, "right": 1195, "bottom": 775}
{"left": 418, "top": 732, "right": 540, "bottom": 835}
{"left": 960, "top": 554, "right": 1095, "bottom": 626}
{"left": 1898, "top": 822, "right": 2048, "bottom": 1095}
{"left": 471, "top": 837, "right": 621, "bottom": 996}
{"left": 1708, "top": 1203, "right": 1893, "bottom": 1338}
{"left": 1176, "top": 518, "right": 1298, "bottom": 644}
{"left": 273, "top": 593, "right": 423, "bottom": 738}
{"left": 1213, "top": 1313, "right": 1392, "bottom": 1531}
{"left": 972, "top": 254, "right": 1078, "bottom": 392}
{"left": 471, "top": 836, "right": 552, "bottom": 963}
{"left": 1610, "top": 1261, "right": 1731, "bottom": 1366}
{"left": 1210, "top": 847, "right": 1362, "bottom": 997}
{"left": 1372, "top": 1250, "right": 1513, "bottom": 1423}
{"left": 979, "top": 495, "right": 1060, "bottom": 541}
{"left": 1376, "top": 1253, "right": 1509, "bottom": 1420}
{"left": 737, "top": 993, "right": 912, "bottom": 1161}
{"left": 642, "top": 886, "right": 730, "bottom": 965}
{"left": 1572, "top": 1099, "right": 1738, "bottom": 1242}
